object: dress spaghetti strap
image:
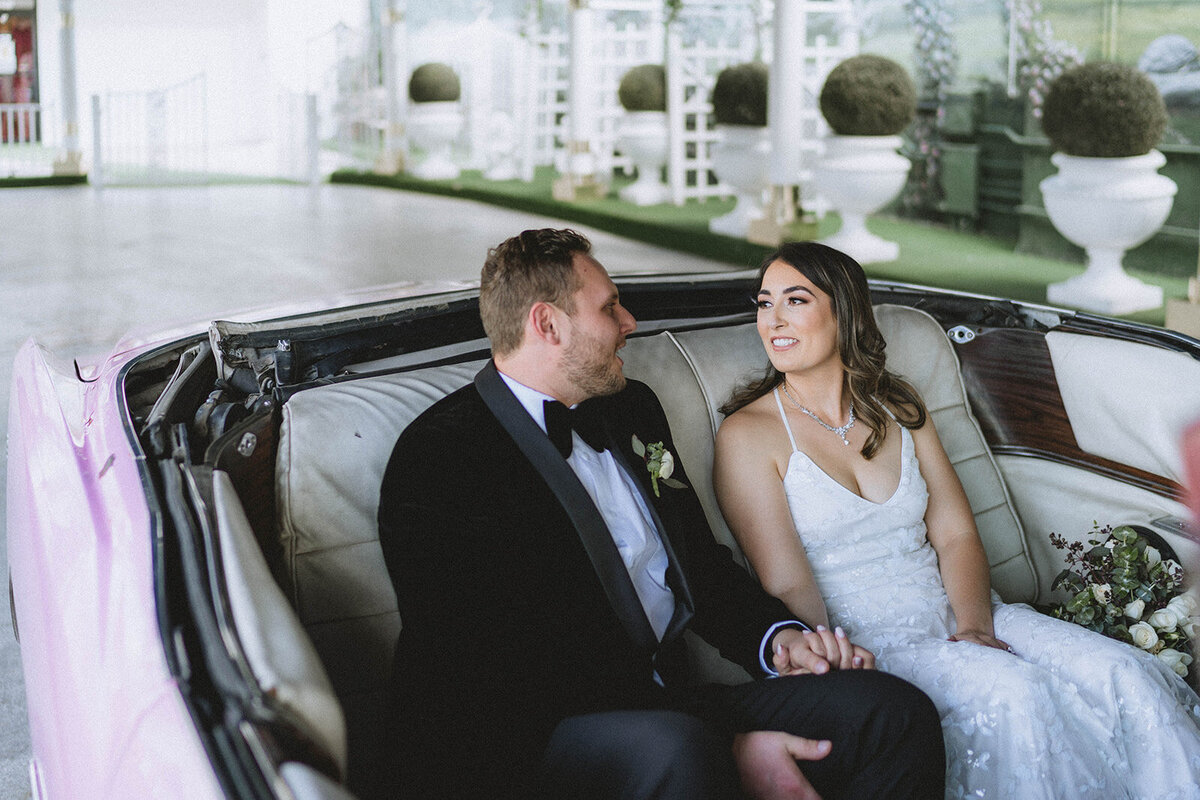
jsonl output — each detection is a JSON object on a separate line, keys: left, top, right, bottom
{"left": 772, "top": 387, "right": 800, "bottom": 453}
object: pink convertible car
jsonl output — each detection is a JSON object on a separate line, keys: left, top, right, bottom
{"left": 9, "top": 273, "right": 1200, "bottom": 798}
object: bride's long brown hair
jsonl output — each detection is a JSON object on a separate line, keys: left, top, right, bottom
{"left": 719, "top": 241, "right": 926, "bottom": 460}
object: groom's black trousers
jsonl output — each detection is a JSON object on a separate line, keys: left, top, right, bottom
{"left": 538, "top": 670, "right": 945, "bottom": 800}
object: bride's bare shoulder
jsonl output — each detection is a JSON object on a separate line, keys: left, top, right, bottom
{"left": 716, "top": 392, "right": 781, "bottom": 449}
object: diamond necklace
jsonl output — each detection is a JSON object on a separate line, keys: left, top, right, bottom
{"left": 780, "top": 381, "right": 856, "bottom": 446}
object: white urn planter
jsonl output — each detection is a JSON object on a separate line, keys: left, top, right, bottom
{"left": 709, "top": 125, "right": 771, "bottom": 238}
{"left": 1040, "top": 150, "right": 1176, "bottom": 315}
{"left": 407, "top": 101, "right": 463, "bottom": 181}
{"left": 617, "top": 111, "right": 669, "bottom": 206}
{"left": 812, "top": 135, "right": 911, "bottom": 264}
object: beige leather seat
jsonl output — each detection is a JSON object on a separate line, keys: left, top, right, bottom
{"left": 272, "top": 304, "right": 1036, "bottom": 788}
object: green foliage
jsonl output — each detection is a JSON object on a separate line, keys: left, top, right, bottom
{"left": 1041, "top": 62, "right": 1168, "bottom": 157}
{"left": 1046, "top": 522, "right": 1194, "bottom": 678}
{"left": 819, "top": 54, "right": 917, "bottom": 136}
{"left": 711, "top": 62, "right": 769, "bottom": 127}
{"left": 618, "top": 64, "right": 667, "bottom": 112}
{"left": 408, "top": 62, "right": 461, "bottom": 103}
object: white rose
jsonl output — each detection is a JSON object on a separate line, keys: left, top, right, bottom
{"left": 658, "top": 450, "right": 674, "bottom": 480}
{"left": 1168, "top": 594, "right": 1198, "bottom": 617}
{"left": 1158, "top": 648, "right": 1194, "bottom": 677}
{"left": 1090, "top": 583, "right": 1112, "bottom": 604}
{"left": 1181, "top": 617, "right": 1199, "bottom": 640}
{"left": 1144, "top": 546, "right": 1161, "bottom": 566}
{"left": 1130, "top": 621, "right": 1159, "bottom": 650}
{"left": 1124, "top": 598, "right": 1146, "bottom": 620}
{"left": 1149, "top": 608, "right": 1180, "bottom": 632}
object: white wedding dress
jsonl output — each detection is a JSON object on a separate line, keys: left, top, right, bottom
{"left": 772, "top": 390, "right": 1200, "bottom": 799}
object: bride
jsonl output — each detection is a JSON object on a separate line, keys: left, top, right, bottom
{"left": 713, "top": 241, "right": 1200, "bottom": 799}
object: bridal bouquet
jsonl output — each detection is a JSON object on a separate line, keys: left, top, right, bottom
{"left": 1047, "top": 523, "right": 1196, "bottom": 679}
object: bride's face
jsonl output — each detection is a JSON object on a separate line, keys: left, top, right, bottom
{"left": 756, "top": 260, "right": 840, "bottom": 377}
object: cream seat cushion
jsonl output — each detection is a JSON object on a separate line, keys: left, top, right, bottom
{"left": 275, "top": 359, "right": 485, "bottom": 786}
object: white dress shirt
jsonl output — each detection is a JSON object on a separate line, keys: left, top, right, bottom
{"left": 500, "top": 372, "right": 676, "bottom": 640}
{"left": 498, "top": 372, "right": 796, "bottom": 675}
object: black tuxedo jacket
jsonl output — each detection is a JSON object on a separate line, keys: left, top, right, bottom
{"left": 377, "top": 362, "right": 796, "bottom": 797}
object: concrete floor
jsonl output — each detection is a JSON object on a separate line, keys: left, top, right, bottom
{"left": 0, "top": 182, "right": 737, "bottom": 799}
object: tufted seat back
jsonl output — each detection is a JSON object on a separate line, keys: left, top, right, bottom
{"left": 273, "top": 304, "right": 1035, "bottom": 789}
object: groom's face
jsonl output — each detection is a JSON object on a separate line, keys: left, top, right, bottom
{"left": 559, "top": 253, "right": 637, "bottom": 400}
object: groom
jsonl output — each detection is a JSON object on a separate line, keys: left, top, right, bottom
{"left": 377, "top": 228, "right": 944, "bottom": 799}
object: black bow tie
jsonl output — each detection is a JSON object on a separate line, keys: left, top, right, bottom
{"left": 544, "top": 400, "right": 607, "bottom": 458}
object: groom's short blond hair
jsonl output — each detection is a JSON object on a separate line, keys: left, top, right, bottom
{"left": 480, "top": 228, "right": 592, "bottom": 357}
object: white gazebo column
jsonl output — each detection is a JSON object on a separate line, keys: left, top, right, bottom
{"left": 553, "top": 0, "right": 606, "bottom": 201}
{"left": 755, "top": 0, "right": 807, "bottom": 245}
{"left": 53, "top": 0, "right": 82, "bottom": 175}
{"left": 377, "top": 0, "right": 407, "bottom": 174}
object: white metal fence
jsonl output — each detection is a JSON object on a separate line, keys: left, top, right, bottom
{"left": 92, "top": 74, "right": 209, "bottom": 186}
{"left": 90, "top": 75, "right": 321, "bottom": 186}
{"left": 310, "top": 23, "right": 387, "bottom": 172}
{"left": 0, "top": 102, "right": 58, "bottom": 177}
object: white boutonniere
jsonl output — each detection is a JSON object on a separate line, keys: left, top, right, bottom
{"left": 631, "top": 435, "right": 688, "bottom": 497}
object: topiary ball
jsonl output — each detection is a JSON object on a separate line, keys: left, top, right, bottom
{"left": 1041, "top": 62, "right": 1168, "bottom": 157}
{"left": 711, "top": 62, "right": 769, "bottom": 126}
{"left": 618, "top": 64, "right": 667, "bottom": 112}
{"left": 409, "top": 63, "right": 461, "bottom": 103}
{"left": 819, "top": 55, "right": 916, "bottom": 136}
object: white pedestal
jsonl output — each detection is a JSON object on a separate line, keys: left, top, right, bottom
{"left": 821, "top": 218, "right": 900, "bottom": 264}
{"left": 1047, "top": 250, "right": 1164, "bottom": 315}
{"left": 708, "top": 125, "right": 771, "bottom": 238}
{"left": 408, "top": 102, "right": 463, "bottom": 181}
{"left": 1041, "top": 151, "right": 1176, "bottom": 315}
{"left": 617, "top": 112, "right": 669, "bottom": 206}
{"left": 812, "top": 136, "right": 910, "bottom": 264}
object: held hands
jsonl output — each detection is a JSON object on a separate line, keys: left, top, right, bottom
{"left": 772, "top": 626, "right": 876, "bottom": 676}
{"left": 733, "top": 730, "right": 830, "bottom": 800}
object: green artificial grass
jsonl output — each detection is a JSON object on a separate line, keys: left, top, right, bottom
{"left": 0, "top": 174, "right": 88, "bottom": 188}
{"left": 333, "top": 166, "right": 1192, "bottom": 327}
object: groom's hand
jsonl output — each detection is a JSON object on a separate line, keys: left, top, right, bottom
{"left": 772, "top": 626, "right": 875, "bottom": 674}
{"left": 733, "top": 730, "right": 828, "bottom": 800}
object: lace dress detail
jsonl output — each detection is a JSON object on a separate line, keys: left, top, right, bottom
{"left": 772, "top": 390, "right": 1200, "bottom": 799}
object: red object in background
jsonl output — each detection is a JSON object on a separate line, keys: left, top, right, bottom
{"left": 0, "top": 17, "right": 35, "bottom": 143}
{"left": 13, "top": 25, "right": 33, "bottom": 103}
{"left": 1185, "top": 419, "right": 1200, "bottom": 536}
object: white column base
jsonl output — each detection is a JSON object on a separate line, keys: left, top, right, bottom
{"left": 820, "top": 212, "right": 899, "bottom": 264}
{"left": 619, "top": 176, "right": 668, "bottom": 206}
{"left": 411, "top": 148, "right": 459, "bottom": 181}
{"left": 1047, "top": 252, "right": 1164, "bottom": 315}
{"left": 709, "top": 194, "right": 766, "bottom": 238}
{"left": 53, "top": 151, "right": 84, "bottom": 177}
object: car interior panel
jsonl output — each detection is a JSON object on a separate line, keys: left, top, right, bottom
{"left": 109, "top": 276, "right": 1200, "bottom": 798}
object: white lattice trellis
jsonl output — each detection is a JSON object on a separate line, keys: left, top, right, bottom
{"left": 665, "top": 1, "right": 765, "bottom": 204}
{"left": 788, "top": 1, "right": 860, "bottom": 214}
{"left": 595, "top": 19, "right": 665, "bottom": 177}
{"left": 518, "top": 1, "right": 665, "bottom": 182}
{"left": 519, "top": 24, "right": 570, "bottom": 179}
{"left": 665, "top": 0, "right": 859, "bottom": 207}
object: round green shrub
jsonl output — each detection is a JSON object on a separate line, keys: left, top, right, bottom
{"left": 618, "top": 64, "right": 667, "bottom": 112}
{"left": 819, "top": 55, "right": 916, "bottom": 136}
{"left": 711, "top": 62, "right": 768, "bottom": 126}
{"left": 408, "top": 62, "right": 461, "bottom": 103}
{"left": 1041, "top": 62, "right": 1167, "bottom": 157}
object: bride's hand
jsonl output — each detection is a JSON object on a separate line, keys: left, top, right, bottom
{"left": 949, "top": 629, "right": 1013, "bottom": 653}
{"left": 773, "top": 626, "right": 876, "bottom": 674}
